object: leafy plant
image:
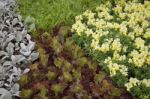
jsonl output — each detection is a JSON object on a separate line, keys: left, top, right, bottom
{"left": 20, "top": 89, "right": 33, "bottom": 99}
{"left": 51, "top": 83, "right": 65, "bottom": 96}
{"left": 47, "top": 71, "right": 56, "bottom": 80}
{"left": 19, "top": 26, "right": 132, "bottom": 98}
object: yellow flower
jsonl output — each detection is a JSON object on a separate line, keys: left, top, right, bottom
{"left": 92, "top": 33, "right": 100, "bottom": 41}
{"left": 119, "top": 13, "right": 126, "bottom": 19}
{"left": 85, "top": 29, "right": 93, "bottom": 36}
{"left": 83, "top": 10, "right": 95, "bottom": 19}
{"left": 113, "top": 5, "right": 122, "bottom": 13}
{"left": 128, "top": 32, "right": 135, "bottom": 40}
{"left": 125, "top": 77, "right": 140, "bottom": 91}
{"left": 111, "top": 38, "right": 122, "bottom": 52}
{"left": 129, "top": 50, "right": 148, "bottom": 67}
{"left": 113, "top": 51, "right": 126, "bottom": 61}
{"left": 75, "top": 15, "right": 83, "bottom": 21}
{"left": 72, "top": 20, "right": 86, "bottom": 36}
{"left": 87, "top": 18, "right": 95, "bottom": 25}
{"left": 123, "top": 46, "right": 128, "bottom": 52}
{"left": 125, "top": 83, "right": 133, "bottom": 91}
{"left": 120, "top": 24, "right": 127, "bottom": 35}
{"left": 108, "top": 63, "right": 128, "bottom": 77}
{"left": 142, "top": 79, "right": 150, "bottom": 87}
{"left": 144, "top": 31, "right": 150, "bottom": 39}
{"left": 134, "top": 27, "right": 144, "bottom": 36}
{"left": 113, "top": 23, "right": 120, "bottom": 30}
{"left": 142, "top": 20, "right": 149, "bottom": 29}
{"left": 134, "top": 37, "right": 145, "bottom": 49}
{"left": 91, "top": 39, "right": 100, "bottom": 50}
{"left": 104, "top": 57, "right": 112, "bottom": 64}
{"left": 99, "top": 43, "right": 110, "bottom": 53}
{"left": 115, "top": 0, "right": 126, "bottom": 6}
{"left": 146, "top": 55, "right": 150, "bottom": 65}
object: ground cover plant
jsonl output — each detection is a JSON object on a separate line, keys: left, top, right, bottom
{"left": 19, "top": 27, "right": 133, "bottom": 99}
{"left": 0, "top": 0, "right": 38, "bottom": 98}
{"left": 18, "top": 0, "right": 102, "bottom": 30}
{"left": 72, "top": 0, "right": 150, "bottom": 98}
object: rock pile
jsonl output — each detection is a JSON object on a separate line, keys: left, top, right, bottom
{"left": 0, "top": 0, "right": 38, "bottom": 98}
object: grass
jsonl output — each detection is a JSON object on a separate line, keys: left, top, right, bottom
{"left": 18, "top": 0, "right": 102, "bottom": 30}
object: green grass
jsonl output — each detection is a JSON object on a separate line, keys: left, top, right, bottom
{"left": 18, "top": 0, "right": 102, "bottom": 30}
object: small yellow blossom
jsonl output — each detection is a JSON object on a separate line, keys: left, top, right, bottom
{"left": 111, "top": 38, "right": 122, "bottom": 52}
{"left": 129, "top": 50, "right": 148, "bottom": 67}
{"left": 134, "top": 37, "right": 145, "bottom": 49}
{"left": 108, "top": 63, "right": 128, "bottom": 76}
{"left": 120, "top": 24, "right": 127, "bottom": 35}
{"left": 99, "top": 43, "right": 109, "bottom": 53}
{"left": 113, "top": 51, "right": 126, "bottom": 61}
{"left": 75, "top": 15, "right": 83, "bottom": 21}
{"left": 144, "top": 31, "right": 150, "bottom": 38}
{"left": 142, "top": 79, "right": 150, "bottom": 87}
{"left": 125, "top": 77, "right": 140, "bottom": 91}
{"left": 85, "top": 29, "right": 93, "bottom": 36}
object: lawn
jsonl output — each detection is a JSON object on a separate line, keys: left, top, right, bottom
{"left": 18, "top": 0, "right": 102, "bottom": 30}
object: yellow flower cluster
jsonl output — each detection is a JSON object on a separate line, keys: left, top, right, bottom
{"left": 72, "top": 20, "right": 86, "bottom": 36}
{"left": 142, "top": 79, "right": 150, "bottom": 87}
{"left": 113, "top": 51, "right": 126, "bottom": 61}
{"left": 104, "top": 57, "right": 128, "bottom": 77}
{"left": 125, "top": 78, "right": 140, "bottom": 91}
{"left": 72, "top": 0, "right": 150, "bottom": 67}
{"left": 111, "top": 38, "right": 122, "bottom": 52}
{"left": 129, "top": 47, "right": 150, "bottom": 67}
{"left": 125, "top": 78, "right": 150, "bottom": 91}
{"left": 134, "top": 37, "right": 145, "bottom": 49}
{"left": 72, "top": 0, "right": 150, "bottom": 94}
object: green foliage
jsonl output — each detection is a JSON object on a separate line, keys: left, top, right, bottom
{"left": 39, "top": 87, "right": 48, "bottom": 99}
{"left": 64, "top": 38, "right": 84, "bottom": 59}
{"left": 63, "top": 72, "right": 72, "bottom": 82}
{"left": 54, "top": 57, "right": 64, "bottom": 69}
{"left": 51, "top": 37, "right": 63, "bottom": 54}
{"left": 18, "top": 0, "right": 102, "bottom": 30}
{"left": 19, "top": 26, "right": 131, "bottom": 98}
{"left": 94, "top": 71, "right": 106, "bottom": 84}
{"left": 112, "top": 73, "right": 128, "bottom": 87}
{"left": 72, "top": 84, "right": 83, "bottom": 93}
{"left": 110, "top": 88, "right": 121, "bottom": 96}
{"left": 63, "top": 60, "right": 72, "bottom": 72}
{"left": 72, "top": 68, "right": 81, "bottom": 80}
{"left": 19, "top": 75, "right": 29, "bottom": 87}
{"left": 51, "top": 83, "right": 65, "bottom": 96}
{"left": 76, "top": 57, "right": 87, "bottom": 67}
{"left": 20, "top": 89, "right": 33, "bottom": 99}
{"left": 131, "top": 85, "right": 150, "bottom": 99}
{"left": 38, "top": 47, "right": 49, "bottom": 66}
{"left": 47, "top": 71, "right": 56, "bottom": 80}
{"left": 24, "top": 16, "right": 36, "bottom": 32}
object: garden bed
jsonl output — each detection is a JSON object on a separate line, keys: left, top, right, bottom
{"left": 0, "top": 0, "right": 149, "bottom": 99}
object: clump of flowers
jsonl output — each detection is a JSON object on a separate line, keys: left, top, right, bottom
{"left": 72, "top": 0, "right": 150, "bottom": 98}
